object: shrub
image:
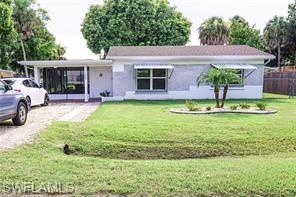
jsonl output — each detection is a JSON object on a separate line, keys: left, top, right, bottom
{"left": 230, "top": 105, "right": 239, "bottom": 110}
{"left": 186, "top": 100, "right": 199, "bottom": 111}
{"left": 256, "top": 103, "right": 267, "bottom": 111}
{"left": 239, "top": 103, "right": 251, "bottom": 109}
{"left": 100, "top": 90, "right": 111, "bottom": 97}
{"left": 206, "top": 106, "right": 212, "bottom": 111}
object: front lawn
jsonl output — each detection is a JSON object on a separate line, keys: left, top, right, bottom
{"left": 0, "top": 94, "right": 296, "bottom": 195}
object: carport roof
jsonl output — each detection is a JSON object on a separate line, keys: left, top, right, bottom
{"left": 18, "top": 59, "right": 112, "bottom": 67}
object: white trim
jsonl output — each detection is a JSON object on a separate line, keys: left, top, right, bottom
{"left": 84, "top": 66, "right": 89, "bottom": 102}
{"left": 18, "top": 60, "right": 112, "bottom": 67}
{"left": 134, "top": 64, "right": 174, "bottom": 69}
{"left": 34, "top": 66, "right": 40, "bottom": 85}
{"left": 123, "top": 85, "right": 263, "bottom": 100}
{"left": 212, "top": 64, "right": 257, "bottom": 70}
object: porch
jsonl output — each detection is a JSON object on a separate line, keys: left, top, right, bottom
{"left": 18, "top": 60, "right": 113, "bottom": 102}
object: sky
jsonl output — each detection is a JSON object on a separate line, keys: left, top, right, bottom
{"left": 37, "top": 0, "right": 293, "bottom": 59}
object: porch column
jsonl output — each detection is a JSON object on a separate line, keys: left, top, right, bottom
{"left": 34, "top": 66, "right": 40, "bottom": 85}
{"left": 84, "top": 65, "right": 89, "bottom": 102}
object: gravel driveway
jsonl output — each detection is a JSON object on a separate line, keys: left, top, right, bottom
{"left": 0, "top": 103, "right": 99, "bottom": 150}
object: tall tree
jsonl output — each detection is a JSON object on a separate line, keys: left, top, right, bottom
{"left": 229, "top": 15, "right": 264, "bottom": 50}
{"left": 287, "top": 0, "right": 296, "bottom": 66}
{"left": 13, "top": 0, "right": 37, "bottom": 76}
{"left": 198, "top": 17, "right": 229, "bottom": 45}
{"left": 0, "top": 0, "right": 18, "bottom": 69}
{"left": 12, "top": 0, "right": 65, "bottom": 74}
{"left": 81, "top": 0, "right": 191, "bottom": 55}
{"left": 263, "top": 16, "right": 288, "bottom": 67}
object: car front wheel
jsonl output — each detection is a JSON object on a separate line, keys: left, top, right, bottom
{"left": 12, "top": 102, "right": 28, "bottom": 126}
{"left": 41, "top": 94, "right": 49, "bottom": 106}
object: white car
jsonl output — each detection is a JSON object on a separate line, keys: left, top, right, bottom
{"left": 3, "top": 78, "right": 49, "bottom": 108}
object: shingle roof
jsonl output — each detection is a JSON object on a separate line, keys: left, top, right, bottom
{"left": 107, "top": 45, "right": 274, "bottom": 58}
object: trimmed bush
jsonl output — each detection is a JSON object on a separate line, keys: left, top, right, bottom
{"left": 256, "top": 103, "right": 267, "bottom": 111}
{"left": 230, "top": 105, "right": 239, "bottom": 110}
{"left": 239, "top": 103, "right": 251, "bottom": 109}
{"left": 186, "top": 100, "right": 199, "bottom": 111}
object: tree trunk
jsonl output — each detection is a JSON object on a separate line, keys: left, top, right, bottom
{"left": 221, "top": 84, "right": 228, "bottom": 108}
{"left": 20, "top": 38, "right": 28, "bottom": 77}
{"left": 277, "top": 44, "right": 281, "bottom": 68}
{"left": 214, "top": 85, "right": 220, "bottom": 108}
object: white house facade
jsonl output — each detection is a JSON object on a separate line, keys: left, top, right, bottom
{"left": 19, "top": 45, "right": 275, "bottom": 102}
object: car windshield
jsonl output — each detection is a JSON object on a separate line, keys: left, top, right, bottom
{"left": 3, "top": 79, "right": 16, "bottom": 86}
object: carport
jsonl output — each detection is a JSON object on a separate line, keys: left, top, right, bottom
{"left": 18, "top": 60, "right": 112, "bottom": 102}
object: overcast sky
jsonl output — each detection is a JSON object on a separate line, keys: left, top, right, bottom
{"left": 37, "top": 0, "right": 293, "bottom": 59}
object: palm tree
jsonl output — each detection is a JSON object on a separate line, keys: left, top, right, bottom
{"left": 198, "top": 17, "right": 229, "bottom": 45}
{"left": 13, "top": 0, "right": 37, "bottom": 77}
{"left": 220, "top": 69, "right": 242, "bottom": 108}
{"left": 197, "top": 68, "right": 223, "bottom": 108}
{"left": 229, "top": 15, "right": 249, "bottom": 27}
{"left": 263, "top": 16, "right": 288, "bottom": 67}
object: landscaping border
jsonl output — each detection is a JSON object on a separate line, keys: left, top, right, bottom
{"left": 170, "top": 108, "right": 278, "bottom": 115}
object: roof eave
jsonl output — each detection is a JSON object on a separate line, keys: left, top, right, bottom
{"left": 17, "top": 60, "right": 113, "bottom": 67}
{"left": 107, "top": 55, "right": 275, "bottom": 61}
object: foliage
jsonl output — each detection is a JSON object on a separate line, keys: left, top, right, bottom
{"left": 263, "top": 16, "right": 288, "bottom": 67}
{"left": 185, "top": 100, "right": 199, "bottom": 111}
{"left": 197, "top": 68, "right": 222, "bottom": 108}
{"left": 206, "top": 106, "right": 212, "bottom": 111}
{"left": 81, "top": 0, "right": 191, "bottom": 54}
{"left": 230, "top": 105, "right": 239, "bottom": 110}
{"left": 256, "top": 103, "right": 267, "bottom": 111}
{"left": 219, "top": 69, "right": 242, "bottom": 108}
{"left": 239, "top": 103, "right": 251, "bottom": 109}
{"left": 100, "top": 90, "right": 111, "bottom": 97}
{"left": 198, "top": 16, "right": 229, "bottom": 45}
{"left": 11, "top": 0, "right": 65, "bottom": 73}
{"left": 0, "top": 1, "right": 18, "bottom": 69}
{"left": 229, "top": 15, "right": 265, "bottom": 50}
{"left": 287, "top": 0, "right": 296, "bottom": 65}
{"left": 197, "top": 68, "right": 241, "bottom": 108}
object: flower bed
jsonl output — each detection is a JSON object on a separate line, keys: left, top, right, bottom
{"left": 170, "top": 107, "right": 277, "bottom": 115}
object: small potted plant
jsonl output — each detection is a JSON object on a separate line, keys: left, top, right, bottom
{"left": 100, "top": 90, "right": 112, "bottom": 102}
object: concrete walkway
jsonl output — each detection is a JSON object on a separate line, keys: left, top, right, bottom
{"left": 58, "top": 102, "right": 100, "bottom": 122}
{"left": 0, "top": 103, "right": 100, "bottom": 150}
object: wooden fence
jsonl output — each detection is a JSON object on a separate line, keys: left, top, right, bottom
{"left": 264, "top": 71, "right": 296, "bottom": 97}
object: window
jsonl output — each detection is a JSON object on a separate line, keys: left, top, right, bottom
{"left": 42, "top": 67, "right": 88, "bottom": 94}
{"left": 136, "top": 69, "right": 167, "bottom": 91}
{"left": 230, "top": 69, "right": 244, "bottom": 87}
{"left": 3, "top": 80, "right": 15, "bottom": 86}
{"left": 0, "top": 81, "right": 6, "bottom": 91}
{"left": 23, "top": 80, "right": 32, "bottom": 87}
{"left": 29, "top": 80, "right": 40, "bottom": 88}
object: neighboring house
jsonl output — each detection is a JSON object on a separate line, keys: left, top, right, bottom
{"left": 19, "top": 45, "right": 275, "bottom": 102}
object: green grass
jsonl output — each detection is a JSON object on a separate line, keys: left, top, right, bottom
{"left": 0, "top": 94, "right": 296, "bottom": 196}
